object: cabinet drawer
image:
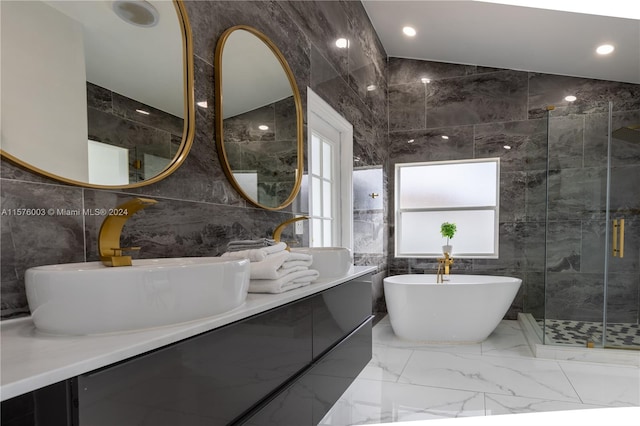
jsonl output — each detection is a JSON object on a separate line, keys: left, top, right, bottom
{"left": 312, "top": 275, "right": 372, "bottom": 359}
{"left": 242, "top": 316, "right": 373, "bottom": 426}
{"left": 311, "top": 316, "right": 372, "bottom": 424}
{"left": 77, "top": 299, "right": 313, "bottom": 426}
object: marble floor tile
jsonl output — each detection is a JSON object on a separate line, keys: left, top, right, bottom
{"left": 558, "top": 361, "right": 640, "bottom": 406}
{"left": 398, "top": 351, "right": 581, "bottom": 402}
{"left": 319, "top": 378, "right": 485, "bottom": 425}
{"left": 360, "top": 345, "right": 413, "bottom": 383}
{"left": 481, "top": 321, "right": 533, "bottom": 358}
{"left": 325, "top": 316, "right": 639, "bottom": 424}
{"left": 484, "top": 393, "right": 608, "bottom": 416}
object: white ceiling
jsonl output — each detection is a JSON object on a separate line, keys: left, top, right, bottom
{"left": 44, "top": 0, "right": 184, "bottom": 118}
{"left": 362, "top": 0, "right": 640, "bottom": 84}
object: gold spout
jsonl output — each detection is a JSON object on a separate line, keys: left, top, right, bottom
{"left": 436, "top": 252, "right": 454, "bottom": 283}
{"left": 273, "top": 216, "right": 308, "bottom": 249}
{"left": 98, "top": 197, "right": 158, "bottom": 267}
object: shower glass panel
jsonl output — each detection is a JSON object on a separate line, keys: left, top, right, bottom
{"left": 543, "top": 102, "right": 640, "bottom": 350}
{"left": 606, "top": 106, "right": 640, "bottom": 349}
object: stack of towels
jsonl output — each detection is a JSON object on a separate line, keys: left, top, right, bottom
{"left": 222, "top": 240, "right": 319, "bottom": 294}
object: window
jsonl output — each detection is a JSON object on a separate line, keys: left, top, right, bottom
{"left": 395, "top": 158, "right": 500, "bottom": 258}
{"left": 309, "top": 131, "right": 338, "bottom": 246}
{"left": 307, "top": 88, "right": 353, "bottom": 249}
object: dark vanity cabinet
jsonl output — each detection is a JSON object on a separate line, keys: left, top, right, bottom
{"left": 1, "top": 274, "right": 373, "bottom": 426}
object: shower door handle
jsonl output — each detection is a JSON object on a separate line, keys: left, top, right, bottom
{"left": 613, "top": 218, "right": 625, "bottom": 258}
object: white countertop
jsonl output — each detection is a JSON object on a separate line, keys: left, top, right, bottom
{"left": 0, "top": 266, "right": 377, "bottom": 401}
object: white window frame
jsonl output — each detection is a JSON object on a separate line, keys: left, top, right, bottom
{"left": 394, "top": 158, "right": 500, "bottom": 259}
{"left": 307, "top": 88, "right": 353, "bottom": 250}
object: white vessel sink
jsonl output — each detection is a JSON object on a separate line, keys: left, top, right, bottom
{"left": 291, "top": 247, "right": 352, "bottom": 279}
{"left": 25, "top": 257, "right": 250, "bottom": 335}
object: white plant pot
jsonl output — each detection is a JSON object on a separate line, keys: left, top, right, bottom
{"left": 442, "top": 244, "right": 453, "bottom": 255}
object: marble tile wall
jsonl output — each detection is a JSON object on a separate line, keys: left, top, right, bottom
{"left": 223, "top": 96, "right": 298, "bottom": 207}
{"left": 87, "top": 82, "right": 184, "bottom": 183}
{"left": 0, "top": 0, "right": 388, "bottom": 319}
{"left": 387, "top": 57, "right": 640, "bottom": 322}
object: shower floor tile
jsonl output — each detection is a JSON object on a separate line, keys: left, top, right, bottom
{"left": 320, "top": 317, "right": 640, "bottom": 425}
{"left": 537, "top": 319, "right": 640, "bottom": 347}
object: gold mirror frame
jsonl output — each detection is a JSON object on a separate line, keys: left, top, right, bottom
{"left": 0, "top": 0, "right": 195, "bottom": 189}
{"left": 214, "top": 25, "right": 304, "bottom": 211}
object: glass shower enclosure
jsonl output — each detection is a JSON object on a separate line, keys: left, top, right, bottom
{"left": 538, "top": 101, "right": 640, "bottom": 350}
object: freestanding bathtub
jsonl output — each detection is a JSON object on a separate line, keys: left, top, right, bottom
{"left": 383, "top": 274, "right": 522, "bottom": 343}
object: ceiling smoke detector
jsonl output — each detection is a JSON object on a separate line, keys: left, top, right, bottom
{"left": 112, "top": 1, "right": 159, "bottom": 28}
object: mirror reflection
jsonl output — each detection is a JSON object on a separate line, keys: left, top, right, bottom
{"left": 215, "top": 26, "right": 303, "bottom": 210}
{"left": 0, "top": 0, "right": 193, "bottom": 187}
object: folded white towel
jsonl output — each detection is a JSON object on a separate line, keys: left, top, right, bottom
{"left": 274, "top": 252, "right": 312, "bottom": 271}
{"left": 227, "top": 238, "right": 277, "bottom": 251}
{"left": 221, "top": 242, "right": 287, "bottom": 262}
{"left": 249, "top": 269, "right": 320, "bottom": 294}
{"left": 250, "top": 251, "right": 292, "bottom": 279}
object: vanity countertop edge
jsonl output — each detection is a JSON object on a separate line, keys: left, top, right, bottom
{"left": 0, "top": 265, "right": 377, "bottom": 401}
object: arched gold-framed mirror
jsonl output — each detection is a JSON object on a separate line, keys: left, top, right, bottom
{"left": 0, "top": 0, "right": 195, "bottom": 188}
{"left": 215, "top": 25, "right": 304, "bottom": 211}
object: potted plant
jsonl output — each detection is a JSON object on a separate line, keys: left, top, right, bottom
{"left": 440, "top": 222, "right": 456, "bottom": 254}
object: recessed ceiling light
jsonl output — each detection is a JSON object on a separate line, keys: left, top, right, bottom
{"left": 136, "top": 109, "right": 150, "bottom": 115}
{"left": 441, "top": 135, "right": 449, "bottom": 140}
{"left": 112, "top": 0, "right": 159, "bottom": 28}
{"left": 504, "top": 145, "right": 512, "bottom": 150}
{"left": 596, "top": 44, "right": 615, "bottom": 55}
{"left": 407, "top": 139, "right": 415, "bottom": 144}
{"left": 402, "top": 26, "right": 417, "bottom": 37}
{"left": 335, "top": 38, "right": 349, "bottom": 49}
{"left": 366, "top": 84, "right": 377, "bottom": 91}
{"left": 258, "top": 125, "right": 269, "bottom": 131}
{"left": 565, "top": 95, "right": 577, "bottom": 102}
{"left": 197, "top": 101, "right": 208, "bottom": 108}
{"left": 421, "top": 77, "right": 431, "bottom": 84}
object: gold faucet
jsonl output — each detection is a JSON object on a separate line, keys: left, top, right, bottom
{"left": 98, "top": 197, "right": 158, "bottom": 267}
{"left": 436, "top": 252, "right": 454, "bottom": 283}
{"left": 272, "top": 216, "right": 309, "bottom": 249}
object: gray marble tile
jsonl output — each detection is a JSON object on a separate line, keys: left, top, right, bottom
{"left": 544, "top": 167, "right": 607, "bottom": 221}
{"left": 474, "top": 119, "right": 547, "bottom": 172}
{"left": 523, "top": 271, "right": 546, "bottom": 319}
{"left": 524, "top": 170, "right": 548, "bottom": 222}
{"left": 388, "top": 57, "right": 476, "bottom": 86}
{"left": 111, "top": 91, "right": 184, "bottom": 136}
{"left": 545, "top": 221, "right": 581, "bottom": 273}
{"left": 547, "top": 114, "right": 585, "bottom": 170}
{"left": 0, "top": 180, "right": 86, "bottom": 317}
{"left": 585, "top": 110, "right": 640, "bottom": 168}
{"left": 499, "top": 171, "right": 526, "bottom": 222}
{"left": 522, "top": 223, "right": 546, "bottom": 272}
{"left": 81, "top": 190, "right": 292, "bottom": 261}
{"left": 427, "top": 70, "right": 528, "bottom": 128}
{"left": 605, "top": 273, "right": 640, "bottom": 324}
{"left": 528, "top": 73, "right": 640, "bottom": 120}
{"left": 388, "top": 126, "right": 474, "bottom": 165}
{"left": 388, "top": 82, "right": 426, "bottom": 131}
{"left": 87, "top": 108, "right": 174, "bottom": 161}
{"left": 86, "top": 82, "right": 113, "bottom": 113}
{"left": 545, "top": 272, "right": 606, "bottom": 321}
{"left": 579, "top": 220, "right": 608, "bottom": 274}
{"left": 278, "top": 0, "right": 349, "bottom": 82}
